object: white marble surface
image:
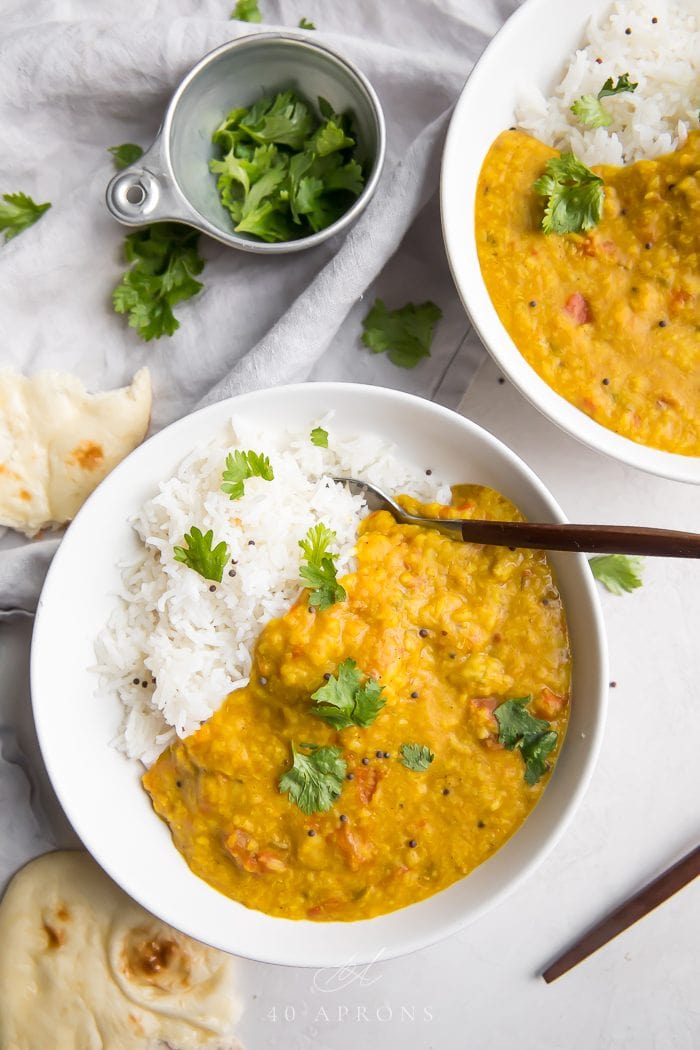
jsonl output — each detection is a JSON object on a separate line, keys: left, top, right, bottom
{"left": 1, "top": 358, "right": 698, "bottom": 1049}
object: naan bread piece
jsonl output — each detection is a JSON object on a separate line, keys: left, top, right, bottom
{"left": 0, "top": 851, "right": 243, "bottom": 1050}
{"left": 0, "top": 368, "right": 151, "bottom": 535}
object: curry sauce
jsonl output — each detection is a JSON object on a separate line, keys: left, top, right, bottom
{"left": 476, "top": 129, "right": 700, "bottom": 455}
{"left": 144, "top": 488, "right": 571, "bottom": 921}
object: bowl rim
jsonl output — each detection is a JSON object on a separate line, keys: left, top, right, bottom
{"left": 106, "top": 32, "right": 387, "bottom": 255}
{"left": 30, "top": 381, "right": 608, "bottom": 966}
{"left": 439, "top": 0, "right": 700, "bottom": 485}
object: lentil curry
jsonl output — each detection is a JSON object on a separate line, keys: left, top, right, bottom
{"left": 144, "top": 487, "right": 571, "bottom": 921}
{"left": 476, "top": 129, "right": 700, "bottom": 456}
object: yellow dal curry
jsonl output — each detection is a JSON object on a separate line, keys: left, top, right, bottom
{"left": 476, "top": 129, "right": 700, "bottom": 456}
{"left": 144, "top": 487, "right": 571, "bottom": 921}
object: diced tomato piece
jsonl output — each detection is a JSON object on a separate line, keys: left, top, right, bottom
{"left": 355, "top": 765, "right": 384, "bottom": 806}
{"left": 223, "top": 827, "right": 286, "bottom": 874}
{"left": 331, "top": 822, "right": 375, "bottom": 872}
{"left": 532, "top": 687, "right": 567, "bottom": 720}
{"left": 564, "top": 292, "right": 591, "bottom": 325}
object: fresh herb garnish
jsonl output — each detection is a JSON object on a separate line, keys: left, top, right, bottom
{"left": 278, "top": 742, "right": 346, "bottom": 813}
{"left": 589, "top": 554, "right": 644, "bottom": 595}
{"left": 299, "top": 16, "right": 315, "bottom": 28}
{"left": 209, "top": 91, "right": 364, "bottom": 243}
{"left": 108, "top": 143, "right": 144, "bottom": 170}
{"left": 533, "top": 154, "right": 604, "bottom": 234}
{"left": 494, "top": 696, "right": 557, "bottom": 786}
{"left": 173, "top": 526, "right": 229, "bottom": 582}
{"left": 571, "top": 73, "right": 638, "bottom": 128}
{"left": 311, "top": 659, "right": 385, "bottom": 729}
{"left": 310, "top": 426, "right": 329, "bottom": 447}
{"left": 399, "top": 743, "right": 434, "bottom": 772}
{"left": 220, "top": 449, "right": 274, "bottom": 500}
{"left": 361, "top": 299, "right": 443, "bottom": 368}
{"left": 0, "top": 193, "right": 50, "bottom": 242}
{"left": 112, "top": 223, "right": 205, "bottom": 340}
{"left": 298, "top": 523, "right": 347, "bottom": 610}
{"left": 231, "top": 0, "right": 261, "bottom": 20}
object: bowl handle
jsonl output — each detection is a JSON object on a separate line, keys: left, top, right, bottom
{"left": 105, "top": 142, "right": 193, "bottom": 228}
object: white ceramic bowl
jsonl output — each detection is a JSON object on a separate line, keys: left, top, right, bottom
{"left": 440, "top": 0, "right": 700, "bottom": 485}
{"left": 31, "top": 383, "right": 608, "bottom": 966}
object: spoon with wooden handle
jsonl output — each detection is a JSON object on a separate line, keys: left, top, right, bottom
{"left": 334, "top": 478, "right": 700, "bottom": 557}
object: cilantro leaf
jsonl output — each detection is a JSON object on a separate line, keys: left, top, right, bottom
{"left": 589, "top": 554, "right": 644, "bottom": 595}
{"left": 210, "top": 90, "right": 365, "bottom": 243}
{"left": 598, "top": 73, "right": 638, "bottom": 99}
{"left": 231, "top": 0, "right": 261, "bottom": 21}
{"left": 572, "top": 73, "right": 637, "bottom": 129}
{"left": 300, "top": 559, "right": 347, "bottom": 610}
{"left": 533, "top": 154, "right": 604, "bottom": 234}
{"left": 221, "top": 449, "right": 274, "bottom": 500}
{"left": 311, "top": 659, "right": 385, "bottom": 729}
{"left": 108, "top": 143, "right": 144, "bottom": 170}
{"left": 361, "top": 299, "right": 443, "bottom": 368}
{"left": 310, "top": 426, "right": 328, "bottom": 447}
{"left": 399, "top": 743, "right": 434, "bottom": 772}
{"left": 173, "top": 526, "right": 229, "bottom": 582}
{"left": 279, "top": 742, "right": 346, "bottom": 814}
{"left": 570, "top": 95, "right": 613, "bottom": 129}
{"left": 298, "top": 523, "right": 346, "bottom": 610}
{"left": 0, "top": 192, "right": 50, "bottom": 242}
{"left": 494, "top": 696, "right": 557, "bottom": 786}
{"left": 299, "top": 16, "right": 315, "bottom": 28}
{"left": 112, "top": 223, "right": 205, "bottom": 341}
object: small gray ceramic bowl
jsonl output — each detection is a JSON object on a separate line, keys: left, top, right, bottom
{"left": 105, "top": 33, "right": 386, "bottom": 254}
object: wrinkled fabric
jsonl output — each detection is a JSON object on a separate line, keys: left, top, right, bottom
{"left": 0, "top": 0, "right": 518, "bottom": 884}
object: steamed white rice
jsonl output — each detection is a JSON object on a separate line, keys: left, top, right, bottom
{"left": 516, "top": 0, "right": 699, "bottom": 166}
{"left": 94, "top": 416, "right": 448, "bottom": 765}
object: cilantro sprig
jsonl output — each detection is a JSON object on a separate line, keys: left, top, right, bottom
{"left": 361, "top": 299, "right": 443, "bottom": 368}
{"left": 108, "top": 143, "right": 144, "bottom": 170}
{"left": 494, "top": 696, "right": 557, "bottom": 786}
{"left": 399, "top": 743, "right": 434, "bottom": 772}
{"left": 571, "top": 73, "right": 638, "bottom": 129}
{"left": 533, "top": 154, "right": 604, "bottom": 235}
{"left": 299, "top": 523, "right": 346, "bottom": 610}
{"left": 221, "top": 449, "right": 274, "bottom": 500}
{"left": 209, "top": 91, "right": 365, "bottom": 243}
{"left": 311, "top": 659, "right": 385, "bottom": 729}
{"left": 310, "top": 426, "right": 329, "bottom": 448}
{"left": 231, "top": 0, "right": 261, "bottom": 21}
{"left": 299, "top": 16, "right": 316, "bottom": 29}
{"left": 173, "top": 526, "right": 229, "bottom": 582}
{"left": 278, "top": 742, "right": 346, "bottom": 814}
{"left": 0, "top": 192, "right": 51, "bottom": 242}
{"left": 112, "top": 223, "right": 205, "bottom": 340}
{"left": 589, "top": 554, "right": 644, "bottom": 595}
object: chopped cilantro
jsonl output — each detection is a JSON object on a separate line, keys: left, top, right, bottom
{"left": 220, "top": 449, "right": 274, "bottom": 500}
{"left": 311, "top": 659, "right": 385, "bottom": 729}
{"left": 533, "top": 153, "right": 604, "bottom": 234}
{"left": 231, "top": 0, "right": 261, "bottom": 21}
{"left": 173, "top": 526, "right": 229, "bottom": 582}
{"left": 361, "top": 299, "right": 443, "bottom": 368}
{"left": 209, "top": 91, "right": 365, "bottom": 243}
{"left": 494, "top": 696, "right": 557, "bottom": 786}
{"left": 399, "top": 743, "right": 434, "bottom": 772}
{"left": 108, "top": 143, "right": 144, "bottom": 170}
{"left": 298, "top": 523, "right": 346, "bottom": 610}
{"left": 0, "top": 192, "right": 50, "bottom": 242}
{"left": 278, "top": 742, "right": 346, "bottom": 813}
{"left": 571, "top": 72, "right": 638, "bottom": 129}
{"left": 298, "top": 16, "right": 315, "bottom": 28}
{"left": 112, "top": 223, "right": 205, "bottom": 341}
{"left": 310, "top": 426, "right": 329, "bottom": 447}
{"left": 589, "top": 554, "right": 644, "bottom": 595}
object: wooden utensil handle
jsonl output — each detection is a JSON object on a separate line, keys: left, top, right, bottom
{"left": 460, "top": 520, "right": 700, "bottom": 557}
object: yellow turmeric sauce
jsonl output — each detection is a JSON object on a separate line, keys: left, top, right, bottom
{"left": 144, "top": 487, "right": 571, "bottom": 921}
{"left": 476, "top": 129, "right": 700, "bottom": 455}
